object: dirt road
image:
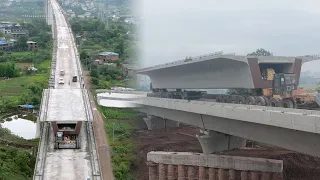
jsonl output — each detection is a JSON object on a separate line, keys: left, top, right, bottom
{"left": 83, "top": 70, "right": 114, "bottom": 180}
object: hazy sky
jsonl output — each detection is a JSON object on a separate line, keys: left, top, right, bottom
{"left": 137, "top": 0, "right": 320, "bottom": 72}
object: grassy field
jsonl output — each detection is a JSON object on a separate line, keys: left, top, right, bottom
{"left": 0, "top": 60, "right": 50, "bottom": 97}
{"left": 10, "top": 52, "right": 34, "bottom": 57}
{"left": 97, "top": 106, "right": 137, "bottom": 180}
{"left": 36, "top": 60, "right": 51, "bottom": 70}
{"left": 0, "top": 74, "right": 48, "bottom": 96}
{"left": 101, "top": 107, "right": 137, "bottom": 120}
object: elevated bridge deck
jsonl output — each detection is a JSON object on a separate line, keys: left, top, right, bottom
{"left": 43, "top": 89, "right": 87, "bottom": 122}
{"left": 136, "top": 97, "right": 320, "bottom": 157}
{"left": 33, "top": 0, "right": 101, "bottom": 179}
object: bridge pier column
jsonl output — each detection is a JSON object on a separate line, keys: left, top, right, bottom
{"left": 143, "top": 116, "right": 179, "bottom": 130}
{"left": 196, "top": 130, "right": 246, "bottom": 154}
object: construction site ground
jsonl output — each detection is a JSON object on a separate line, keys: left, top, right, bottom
{"left": 131, "top": 117, "right": 320, "bottom": 180}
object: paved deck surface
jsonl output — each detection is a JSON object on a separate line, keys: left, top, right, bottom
{"left": 35, "top": 0, "right": 98, "bottom": 179}
{"left": 45, "top": 89, "right": 86, "bottom": 122}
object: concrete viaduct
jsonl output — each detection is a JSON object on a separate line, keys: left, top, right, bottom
{"left": 135, "top": 96, "right": 320, "bottom": 157}
{"left": 133, "top": 54, "right": 320, "bottom": 158}
{"left": 33, "top": 0, "right": 107, "bottom": 179}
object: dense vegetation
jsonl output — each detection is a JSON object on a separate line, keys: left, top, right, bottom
{"left": 0, "top": 19, "right": 51, "bottom": 112}
{"left": 0, "top": 128, "right": 36, "bottom": 180}
{"left": 0, "top": 19, "right": 51, "bottom": 180}
{"left": 71, "top": 18, "right": 136, "bottom": 61}
{"left": 99, "top": 107, "right": 137, "bottom": 180}
{"left": 71, "top": 17, "right": 137, "bottom": 89}
{"left": 0, "top": 0, "right": 44, "bottom": 19}
{"left": 70, "top": 14, "right": 138, "bottom": 180}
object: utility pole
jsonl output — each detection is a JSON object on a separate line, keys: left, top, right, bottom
{"left": 112, "top": 123, "right": 115, "bottom": 144}
{"left": 105, "top": 0, "right": 109, "bottom": 30}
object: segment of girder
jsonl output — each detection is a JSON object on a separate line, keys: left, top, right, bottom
{"left": 136, "top": 55, "right": 317, "bottom": 89}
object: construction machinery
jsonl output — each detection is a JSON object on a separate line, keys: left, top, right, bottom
{"left": 52, "top": 121, "right": 82, "bottom": 149}
{"left": 142, "top": 55, "right": 320, "bottom": 109}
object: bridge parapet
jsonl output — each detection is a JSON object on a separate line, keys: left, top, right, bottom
{"left": 147, "top": 151, "right": 283, "bottom": 180}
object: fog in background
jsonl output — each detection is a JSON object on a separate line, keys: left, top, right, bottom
{"left": 138, "top": 0, "right": 320, "bottom": 72}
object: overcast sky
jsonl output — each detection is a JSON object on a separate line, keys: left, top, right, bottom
{"left": 137, "top": 0, "right": 320, "bottom": 72}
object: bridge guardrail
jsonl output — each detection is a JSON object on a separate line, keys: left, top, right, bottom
{"left": 82, "top": 89, "right": 102, "bottom": 179}
{"left": 35, "top": 1, "right": 102, "bottom": 179}
{"left": 33, "top": 5, "right": 57, "bottom": 178}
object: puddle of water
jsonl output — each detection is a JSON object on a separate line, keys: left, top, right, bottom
{"left": 1, "top": 115, "right": 37, "bottom": 140}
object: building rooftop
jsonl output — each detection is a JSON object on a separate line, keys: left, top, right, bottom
{"left": 99, "top": 52, "right": 119, "bottom": 56}
{"left": 27, "top": 41, "right": 36, "bottom": 44}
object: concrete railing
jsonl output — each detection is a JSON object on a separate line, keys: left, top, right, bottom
{"left": 33, "top": 122, "right": 49, "bottom": 180}
{"left": 33, "top": 2, "right": 57, "bottom": 177}
{"left": 96, "top": 89, "right": 149, "bottom": 95}
{"left": 147, "top": 151, "right": 283, "bottom": 180}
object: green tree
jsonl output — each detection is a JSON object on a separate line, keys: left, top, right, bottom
{"left": 0, "top": 62, "right": 19, "bottom": 78}
{"left": 90, "top": 69, "right": 99, "bottom": 78}
{"left": 71, "top": 21, "right": 82, "bottom": 34}
{"left": 15, "top": 36, "right": 28, "bottom": 51}
{"left": 91, "top": 77, "right": 99, "bottom": 85}
{"left": 80, "top": 51, "right": 88, "bottom": 60}
{"left": 247, "top": 48, "right": 273, "bottom": 56}
{"left": 19, "top": 82, "right": 45, "bottom": 106}
{"left": 97, "top": 65, "right": 123, "bottom": 80}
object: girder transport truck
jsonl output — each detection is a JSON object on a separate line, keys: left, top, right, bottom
{"left": 138, "top": 55, "right": 320, "bottom": 109}
{"left": 52, "top": 121, "right": 82, "bottom": 149}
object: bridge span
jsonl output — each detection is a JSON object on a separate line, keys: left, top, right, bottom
{"left": 33, "top": 0, "right": 102, "bottom": 179}
{"left": 135, "top": 97, "right": 320, "bottom": 157}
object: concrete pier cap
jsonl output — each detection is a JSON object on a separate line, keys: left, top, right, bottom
{"left": 143, "top": 115, "right": 180, "bottom": 130}
{"left": 196, "top": 130, "right": 246, "bottom": 154}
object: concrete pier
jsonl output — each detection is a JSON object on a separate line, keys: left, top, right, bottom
{"left": 147, "top": 151, "right": 283, "bottom": 180}
{"left": 143, "top": 116, "right": 179, "bottom": 130}
{"left": 196, "top": 130, "right": 246, "bottom": 154}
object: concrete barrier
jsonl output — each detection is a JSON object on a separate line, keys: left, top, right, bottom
{"left": 147, "top": 151, "right": 283, "bottom": 180}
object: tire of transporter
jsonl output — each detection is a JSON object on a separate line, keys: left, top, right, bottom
{"left": 245, "top": 96, "right": 256, "bottom": 105}
{"left": 216, "top": 95, "right": 223, "bottom": 103}
{"left": 236, "top": 95, "right": 246, "bottom": 104}
{"left": 230, "top": 95, "right": 237, "bottom": 104}
{"left": 281, "top": 98, "right": 294, "bottom": 108}
{"left": 222, "top": 95, "right": 231, "bottom": 103}
{"left": 255, "top": 96, "right": 267, "bottom": 106}
{"left": 269, "top": 97, "right": 281, "bottom": 107}
{"left": 263, "top": 96, "right": 269, "bottom": 106}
